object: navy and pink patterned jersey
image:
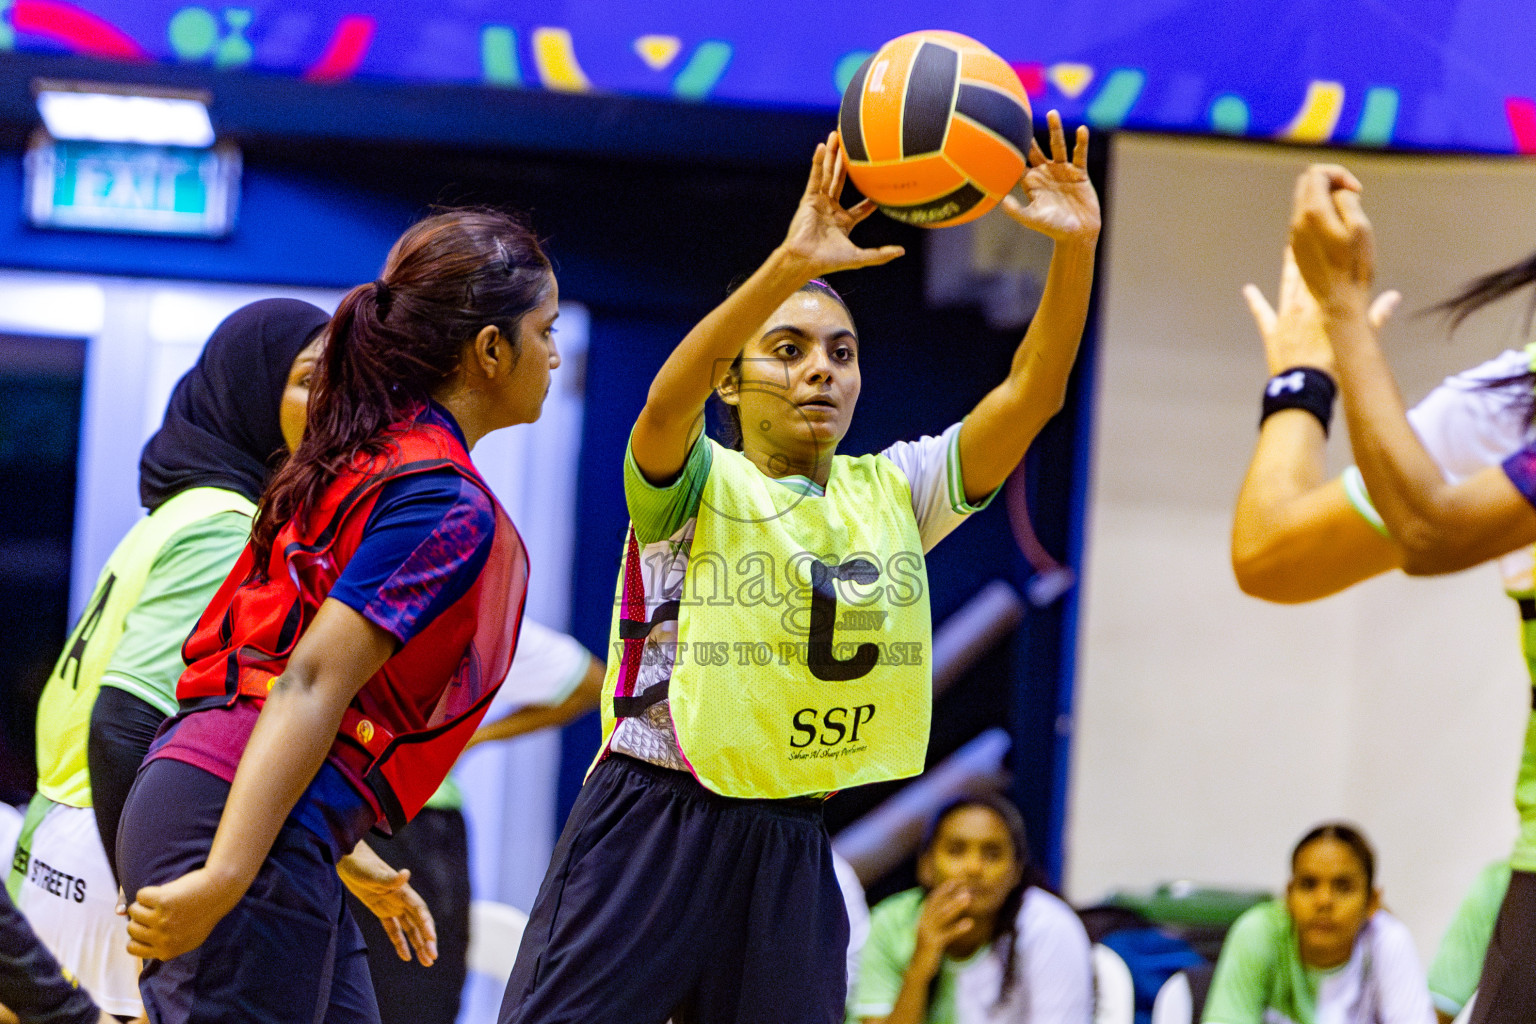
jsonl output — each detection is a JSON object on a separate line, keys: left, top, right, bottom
{"left": 150, "top": 402, "right": 497, "bottom": 855}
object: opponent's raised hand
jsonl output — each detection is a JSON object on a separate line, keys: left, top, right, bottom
{"left": 1244, "top": 247, "right": 1400, "bottom": 376}
{"left": 1002, "top": 110, "right": 1100, "bottom": 242}
{"left": 1289, "top": 164, "right": 1375, "bottom": 309}
{"left": 779, "top": 131, "right": 904, "bottom": 277}
{"left": 1243, "top": 247, "right": 1332, "bottom": 376}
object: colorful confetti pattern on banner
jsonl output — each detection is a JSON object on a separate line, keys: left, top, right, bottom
{"left": 3, "top": 0, "right": 1536, "bottom": 154}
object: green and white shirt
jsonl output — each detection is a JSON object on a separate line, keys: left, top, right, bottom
{"left": 850, "top": 886, "right": 1092, "bottom": 1024}
{"left": 34, "top": 489, "right": 252, "bottom": 808}
{"left": 1203, "top": 902, "right": 1433, "bottom": 1024}
{"left": 95, "top": 512, "right": 252, "bottom": 717}
{"left": 1340, "top": 348, "right": 1536, "bottom": 869}
{"left": 1426, "top": 860, "right": 1510, "bottom": 1017}
{"left": 609, "top": 422, "right": 994, "bottom": 771}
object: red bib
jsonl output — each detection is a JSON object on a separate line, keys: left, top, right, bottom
{"left": 177, "top": 412, "right": 526, "bottom": 831}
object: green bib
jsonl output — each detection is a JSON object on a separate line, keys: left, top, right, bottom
{"left": 1506, "top": 600, "right": 1536, "bottom": 871}
{"left": 604, "top": 442, "right": 933, "bottom": 798}
{"left": 1508, "top": 339, "right": 1536, "bottom": 867}
{"left": 34, "top": 487, "right": 255, "bottom": 808}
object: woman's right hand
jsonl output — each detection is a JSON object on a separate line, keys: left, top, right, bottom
{"left": 912, "top": 880, "right": 974, "bottom": 977}
{"left": 125, "top": 867, "right": 243, "bottom": 961}
{"left": 777, "top": 132, "right": 905, "bottom": 279}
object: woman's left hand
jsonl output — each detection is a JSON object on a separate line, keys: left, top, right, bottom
{"left": 1288, "top": 163, "right": 1375, "bottom": 311}
{"left": 1002, "top": 110, "right": 1100, "bottom": 242}
{"left": 125, "top": 868, "right": 242, "bottom": 961}
{"left": 1243, "top": 247, "right": 1400, "bottom": 377}
{"left": 337, "top": 842, "right": 437, "bottom": 966}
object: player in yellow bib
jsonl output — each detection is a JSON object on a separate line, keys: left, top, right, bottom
{"left": 13, "top": 301, "right": 431, "bottom": 1017}
{"left": 500, "top": 113, "right": 1100, "bottom": 1024}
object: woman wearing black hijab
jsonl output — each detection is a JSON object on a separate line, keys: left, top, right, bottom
{"left": 95, "top": 298, "right": 332, "bottom": 864}
{"left": 16, "top": 300, "right": 433, "bottom": 1020}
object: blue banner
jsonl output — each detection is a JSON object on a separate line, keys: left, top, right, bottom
{"left": 5, "top": 0, "right": 1536, "bottom": 153}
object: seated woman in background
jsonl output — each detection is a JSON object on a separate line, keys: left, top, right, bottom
{"left": 1204, "top": 823, "right": 1434, "bottom": 1024}
{"left": 850, "top": 794, "right": 1092, "bottom": 1024}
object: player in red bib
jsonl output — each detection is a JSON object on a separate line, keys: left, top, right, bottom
{"left": 115, "top": 209, "right": 561, "bottom": 1024}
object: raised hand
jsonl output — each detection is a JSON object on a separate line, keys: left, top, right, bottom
{"left": 779, "top": 131, "right": 905, "bottom": 278}
{"left": 1002, "top": 110, "right": 1100, "bottom": 242}
{"left": 912, "top": 879, "right": 975, "bottom": 972}
{"left": 1289, "top": 164, "right": 1376, "bottom": 309}
{"left": 1243, "top": 247, "right": 1399, "bottom": 376}
{"left": 337, "top": 841, "right": 438, "bottom": 966}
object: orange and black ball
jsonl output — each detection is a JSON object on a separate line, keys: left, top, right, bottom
{"left": 839, "top": 31, "right": 1033, "bottom": 228}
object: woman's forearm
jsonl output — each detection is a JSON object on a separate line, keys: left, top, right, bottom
{"left": 957, "top": 236, "right": 1096, "bottom": 500}
{"left": 199, "top": 672, "right": 352, "bottom": 900}
{"left": 1232, "top": 414, "right": 1326, "bottom": 586}
{"left": 467, "top": 660, "right": 602, "bottom": 748}
{"left": 1009, "top": 236, "right": 1098, "bottom": 424}
{"left": 1323, "top": 297, "right": 1454, "bottom": 556}
{"left": 200, "top": 601, "right": 395, "bottom": 904}
{"left": 640, "top": 250, "right": 810, "bottom": 431}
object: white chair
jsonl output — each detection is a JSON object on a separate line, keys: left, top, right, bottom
{"left": 1151, "top": 970, "right": 1193, "bottom": 1024}
{"left": 467, "top": 899, "right": 529, "bottom": 986}
{"left": 1093, "top": 943, "right": 1136, "bottom": 1024}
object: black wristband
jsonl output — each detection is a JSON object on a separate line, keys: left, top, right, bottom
{"left": 1261, "top": 366, "right": 1337, "bottom": 435}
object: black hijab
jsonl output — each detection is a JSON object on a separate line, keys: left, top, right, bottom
{"left": 139, "top": 298, "right": 331, "bottom": 511}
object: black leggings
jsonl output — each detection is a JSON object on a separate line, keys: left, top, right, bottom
{"left": 345, "top": 808, "right": 470, "bottom": 1024}
{"left": 1468, "top": 869, "right": 1536, "bottom": 1024}
{"left": 86, "top": 686, "right": 165, "bottom": 883}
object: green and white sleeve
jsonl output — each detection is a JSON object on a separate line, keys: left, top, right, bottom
{"left": 1203, "top": 903, "right": 1283, "bottom": 1024}
{"left": 623, "top": 429, "right": 713, "bottom": 545}
{"left": 850, "top": 893, "right": 917, "bottom": 1021}
{"left": 1340, "top": 465, "right": 1390, "bottom": 538}
{"left": 99, "top": 511, "right": 251, "bottom": 716}
{"left": 881, "top": 422, "right": 1001, "bottom": 554}
{"left": 1428, "top": 860, "right": 1512, "bottom": 1017}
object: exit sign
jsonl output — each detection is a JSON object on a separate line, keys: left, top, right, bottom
{"left": 24, "top": 134, "right": 240, "bottom": 238}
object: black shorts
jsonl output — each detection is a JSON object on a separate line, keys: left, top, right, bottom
{"left": 1469, "top": 868, "right": 1536, "bottom": 1024}
{"left": 344, "top": 807, "right": 470, "bottom": 1024}
{"left": 118, "top": 758, "right": 380, "bottom": 1024}
{"left": 498, "top": 754, "right": 849, "bottom": 1024}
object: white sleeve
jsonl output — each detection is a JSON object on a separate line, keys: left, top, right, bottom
{"left": 1347, "top": 349, "right": 1536, "bottom": 590}
{"left": 1368, "top": 912, "right": 1437, "bottom": 1024}
{"left": 1342, "top": 349, "right": 1529, "bottom": 528}
{"left": 833, "top": 852, "right": 871, "bottom": 999}
{"left": 1019, "top": 888, "right": 1094, "bottom": 1024}
{"left": 487, "top": 618, "right": 594, "bottom": 718}
{"left": 1404, "top": 348, "right": 1532, "bottom": 484}
{"left": 880, "top": 422, "right": 998, "bottom": 554}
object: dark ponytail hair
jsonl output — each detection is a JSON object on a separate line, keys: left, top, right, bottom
{"left": 1433, "top": 250, "right": 1536, "bottom": 333}
{"left": 920, "top": 794, "right": 1047, "bottom": 1010}
{"left": 1291, "top": 821, "right": 1376, "bottom": 890}
{"left": 252, "top": 208, "right": 551, "bottom": 567}
{"left": 1429, "top": 251, "right": 1536, "bottom": 427}
{"left": 714, "top": 278, "right": 855, "bottom": 451}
